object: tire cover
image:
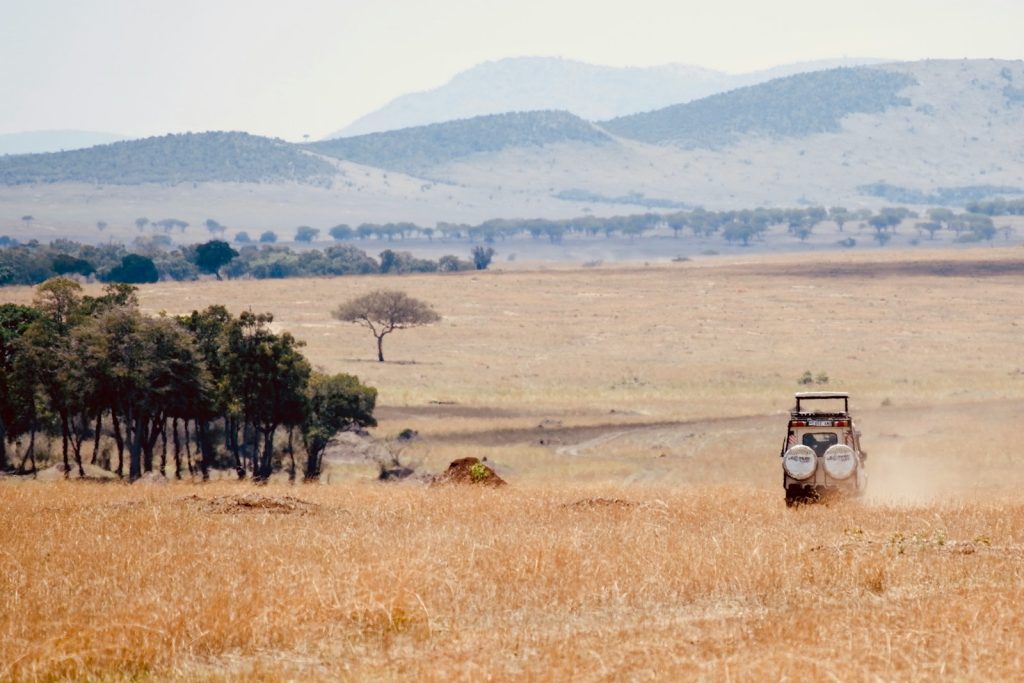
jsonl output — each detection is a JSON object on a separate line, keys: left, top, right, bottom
{"left": 783, "top": 445, "right": 817, "bottom": 480}
{"left": 823, "top": 444, "right": 856, "bottom": 480}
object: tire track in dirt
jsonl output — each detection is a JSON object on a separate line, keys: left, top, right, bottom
{"left": 383, "top": 397, "right": 1024, "bottom": 454}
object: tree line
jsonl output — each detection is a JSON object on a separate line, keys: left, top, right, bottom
{"left": 0, "top": 238, "right": 492, "bottom": 287}
{"left": 0, "top": 278, "right": 377, "bottom": 481}
{"left": 2, "top": 203, "right": 1012, "bottom": 287}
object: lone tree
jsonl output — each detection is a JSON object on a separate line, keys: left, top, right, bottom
{"left": 204, "top": 218, "right": 227, "bottom": 236}
{"left": 333, "top": 289, "right": 440, "bottom": 362}
{"left": 471, "top": 245, "right": 495, "bottom": 270}
{"left": 294, "top": 226, "right": 320, "bottom": 242}
{"left": 191, "top": 240, "right": 238, "bottom": 280}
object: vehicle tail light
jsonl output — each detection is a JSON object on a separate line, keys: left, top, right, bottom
{"left": 790, "top": 420, "right": 807, "bottom": 427}
{"left": 834, "top": 420, "right": 848, "bottom": 427}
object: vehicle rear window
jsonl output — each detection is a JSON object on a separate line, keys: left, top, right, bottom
{"left": 802, "top": 432, "right": 838, "bottom": 456}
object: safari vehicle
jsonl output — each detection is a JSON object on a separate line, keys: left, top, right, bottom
{"left": 780, "top": 392, "right": 866, "bottom": 506}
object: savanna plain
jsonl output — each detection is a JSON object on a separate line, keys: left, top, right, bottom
{"left": 3, "top": 247, "right": 1024, "bottom": 681}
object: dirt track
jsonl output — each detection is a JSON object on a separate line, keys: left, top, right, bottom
{"left": 379, "top": 397, "right": 1024, "bottom": 453}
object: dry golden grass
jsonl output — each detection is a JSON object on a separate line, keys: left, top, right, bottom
{"left": 2, "top": 246, "right": 1024, "bottom": 680}
{"left": 3, "top": 482, "right": 1024, "bottom": 681}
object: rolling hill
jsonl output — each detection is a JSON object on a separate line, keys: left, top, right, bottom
{"left": 600, "top": 68, "right": 916, "bottom": 147}
{"left": 2, "top": 59, "right": 1023, "bottom": 241}
{"left": 329, "top": 56, "right": 886, "bottom": 137}
{"left": 0, "top": 131, "right": 336, "bottom": 185}
{"left": 307, "top": 110, "right": 611, "bottom": 176}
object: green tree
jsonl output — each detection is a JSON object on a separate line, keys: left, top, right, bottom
{"left": 333, "top": 289, "right": 440, "bottom": 362}
{"left": 916, "top": 221, "right": 942, "bottom": 240}
{"left": 0, "top": 303, "right": 40, "bottom": 470}
{"left": 51, "top": 254, "right": 95, "bottom": 277}
{"left": 829, "top": 206, "right": 851, "bottom": 232}
{"left": 927, "top": 208, "right": 955, "bottom": 227}
{"left": 259, "top": 230, "right": 278, "bottom": 243}
{"left": 204, "top": 219, "right": 227, "bottom": 236}
{"left": 20, "top": 279, "right": 85, "bottom": 474}
{"left": 438, "top": 254, "right": 469, "bottom": 272}
{"left": 104, "top": 254, "right": 159, "bottom": 284}
{"left": 178, "top": 305, "right": 234, "bottom": 478}
{"left": 294, "top": 226, "right": 320, "bottom": 242}
{"left": 471, "top": 246, "right": 495, "bottom": 270}
{"left": 191, "top": 240, "right": 238, "bottom": 280}
{"left": 154, "top": 218, "right": 189, "bottom": 234}
{"left": 328, "top": 224, "right": 353, "bottom": 241}
{"left": 224, "top": 311, "right": 310, "bottom": 480}
{"left": 301, "top": 372, "right": 377, "bottom": 480}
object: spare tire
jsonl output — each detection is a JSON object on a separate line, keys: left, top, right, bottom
{"left": 823, "top": 444, "right": 857, "bottom": 480}
{"left": 783, "top": 445, "right": 817, "bottom": 480}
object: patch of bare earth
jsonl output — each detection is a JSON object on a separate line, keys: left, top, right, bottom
{"left": 183, "top": 493, "right": 319, "bottom": 514}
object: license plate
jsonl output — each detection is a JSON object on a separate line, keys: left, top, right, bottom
{"left": 807, "top": 419, "right": 832, "bottom": 426}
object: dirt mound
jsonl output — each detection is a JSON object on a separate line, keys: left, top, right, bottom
{"left": 565, "top": 498, "right": 635, "bottom": 509}
{"left": 431, "top": 457, "right": 506, "bottom": 487}
{"left": 185, "top": 493, "right": 319, "bottom": 515}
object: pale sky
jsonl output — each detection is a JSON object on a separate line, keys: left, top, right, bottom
{"left": 2, "top": 0, "right": 1022, "bottom": 140}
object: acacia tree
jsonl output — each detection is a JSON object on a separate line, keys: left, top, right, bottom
{"left": 333, "top": 289, "right": 440, "bottom": 362}
{"left": 204, "top": 219, "right": 227, "bottom": 236}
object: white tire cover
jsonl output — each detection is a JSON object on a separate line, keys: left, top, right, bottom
{"left": 783, "top": 445, "right": 817, "bottom": 480}
{"left": 823, "top": 444, "right": 856, "bottom": 480}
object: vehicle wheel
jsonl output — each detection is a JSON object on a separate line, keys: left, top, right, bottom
{"left": 785, "top": 486, "right": 804, "bottom": 508}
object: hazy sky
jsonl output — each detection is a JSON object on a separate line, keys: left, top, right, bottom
{"left": 3, "top": 0, "right": 1022, "bottom": 140}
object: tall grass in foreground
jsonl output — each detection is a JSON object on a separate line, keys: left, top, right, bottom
{"left": 2, "top": 480, "right": 1023, "bottom": 681}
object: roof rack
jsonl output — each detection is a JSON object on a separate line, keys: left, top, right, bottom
{"left": 792, "top": 392, "right": 850, "bottom": 415}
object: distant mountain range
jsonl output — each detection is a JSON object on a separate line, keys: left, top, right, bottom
{"left": 329, "top": 56, "right": 887, "bottom": 138}
{"left": 0, "top": 130, "right": 129, "bottom": 156}
{"left": 2, "top": 58, "right": 1023, "bottom": 239}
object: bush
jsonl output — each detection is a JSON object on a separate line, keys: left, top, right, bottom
{"left": 294, "top": 226, "right": 320, "bottom": 242}
{"left": 471, "top": 246, "right": 495, "bottom": 270}
{"left": 104, "top": 254, "right": 159, "bottom": 284}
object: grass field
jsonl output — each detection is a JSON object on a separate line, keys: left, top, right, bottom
{"left": 2, "top": 246, "right": 1023, "bottom": 680}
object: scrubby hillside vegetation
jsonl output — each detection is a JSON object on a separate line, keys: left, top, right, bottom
{"left": 307, "top": 111, "right": 611, "bottom": 174}
{"left": 600, "top": 67, "right": 917, "bottom": 147}
{"left": 0, "top": 132, "right": 336, "bottom": 185}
